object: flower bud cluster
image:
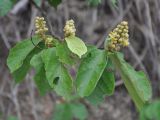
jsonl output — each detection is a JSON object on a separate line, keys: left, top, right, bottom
{"left": 63, "top": 19, "right": 76, "bottom": 37}
{"left": 45, "top": 36, "right": 54, "bottom": 47}
{"left": 35, "top": 17, "right": 48, "bottom": 40}
{"left": 107, "top": 21, "right": 129, "bottom": 51}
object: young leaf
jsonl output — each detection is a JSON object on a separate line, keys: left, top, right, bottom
{"left": 30, "top": 52, "right": 52, "bottom": 95}
{"left": 56, "top": 42, "right": 75, "bottom": 65}
{"left": 87, "top": 59, "right": 115, "bottom": 105}
{"left": 65, "top": 36, "right": 87, "bottom": 58}
{"left": 48, "top": 0, "right": 62, "bottom": 8}
{"left": 109, "top": 52, "right": 152, "bottom": 111}
{"left": 7, "top": 36, "right": 40, "bottom": 73}
{"left": 140, "top": 101, "right": 160, "bottom": 120}
{"left": 53, "top": 103, "right": 72, "bottom": 120}
{"left": 76, "top": 48, "right": 107, "bottom": 97}
{"left": 41, "top": 48, "right": 60, "bottom": 88}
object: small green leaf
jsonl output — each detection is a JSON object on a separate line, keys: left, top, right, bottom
{"left": 7, "top": 36, "right": 40, "bottom": 73}
{"left": 87, "top": 59, "right": 115, "bottom": 105}
{"left": 0, "top": 0, "right": 15, "bottom": 16}
{"left": 65, "top": 36, "right": 87, "bottom": 58}
{"left": 53, "top": 103, "right": 72, "bottom": 120}
{"left": 76, "top": 48, "right": 107, "bottom": 97}
{"left": 41, "top": 48, "right": 60, "bottom": 88}
{"left": 56, "top": 42, "right": 75, "bottom": 65}
{"left": 140, "top": 101, "right": 160, "bottom": 120}
{"left": 48, "top": 0, "right": 62, "bottom": 8}
{"left": 70, "top": 103, "right": 88, "bottom": 120}
{"left": 109, "top": 52, "right": 152, "bottom": 111}
{"left": 87, "top": 0, "right": 101, "bottom": 6}
{"left": 30, "top": 51, "right": 52, "bottom": 95}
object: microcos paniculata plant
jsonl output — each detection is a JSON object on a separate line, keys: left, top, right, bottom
{"left": 7, "top": 16, "right": 152, "bottom": 120}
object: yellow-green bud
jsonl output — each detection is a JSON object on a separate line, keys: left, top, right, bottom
{"left": 35, "top": 16, "right": 48, "bottom": 40}
{"left": 63, "top": 19, "right": 76, "bottom": 37}
{"left": 106, "top": 21, "right": 129, "bottom": 52}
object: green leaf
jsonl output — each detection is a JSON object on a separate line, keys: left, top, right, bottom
{"left": 30, "top": 51, "right": 52, "bottom": 95}
{"left": 56, "top": 42, "right": 75, "bottom": 65}
{"left": 87, "top": 0, "right": 101, "bottom": 6}
{"left": 0, "top": 0, "right": 15, "bottom": 16}
{"left": 70, "top": 103, "right": 88, "bottom": 120}
{"left": 53, "top": 103, "right": 88, "bottom": 120}
{"left": 54, "top": 65, "right": 73, "bottom": 100}
{"left": 12, "top": 41, "right": 42, "bottom": 83}
{"left": 48, "top": 0, "right": 62, "bottom": 8}
{"left": 53, "top": 103, "right": 72, "bottom": 120}
{"left": 140, "top": 101, "right": 160, "bottom": 120}
{"left": 7, "top": 36, "right": 40, "bottom": 73}
{"left": 65, "top": 36, "right": 87, "bottom": 58}
{"left": 109, "top": 52, "right": 152, "bottom": 111}
{"left": 7, "top": 116, "right": 18, "bottom": 120}
{"left": 34, "top": 0, "right": 41, "bottom": 7}
{"left": 76, "top": 48, "right": 107, "bottom": 97}
{"left": 87, "top": 59, "right": 115, "bottom": 105}
{"left": 111, "top": 0, "right": 117, "bottom": 7}
{"left": 41, "top": 48, "right": 60, "bottom": 88}
{"left": 12, "top": 49, "right": 34, "bottom": 83}
{"left": 41, "top": 48, "right": 73, "bottom": 99}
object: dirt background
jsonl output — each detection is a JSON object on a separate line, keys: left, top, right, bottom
{"left": 0, "top": 0, "right": 160, "bottom": 120}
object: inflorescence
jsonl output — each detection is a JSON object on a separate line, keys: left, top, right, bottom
{"left": 35, "top": 17, "right": 48, "bottom": 40}
{"left": 106, "top": 21, "right": 129, "bottom": 52}
{"left": 63, "top": 19, "right": 76, "bottom": 37}
{"left": 35, "top": 17, "right": 54, "bottom": 47}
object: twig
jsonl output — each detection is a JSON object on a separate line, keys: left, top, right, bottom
{"left": 11, "top": 0, "right": 29, "bottom": 15}
{"left": 0, "top": 28, "right": 11, "bottom": 49}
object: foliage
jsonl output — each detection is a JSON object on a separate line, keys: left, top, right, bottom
{"left": 65, "top": 36, "right": 87, "bottom": 58}
{"left": 109, "top": 52, "right": 152, "bottom": 111}
{"left": 53, "top": 102, "right": 88, "bottom": 120}
{"left": 7, "top": 116, "right": 18, "bottom": 120}
{"left": 87, "top": 59, "right": 115, "bottom": 105}
{"left": 6, "top": 15, "right": 152, "bottom": 120}
{"left": 87, "top": 0, "right": 117, "bottom": 7}
{"left": 0, "top": 0, "right": 15, "bottom": 16}
{"left": 140, "top": 100, "right": 160, "bottom": 120}
{"left": 48, "top": 0, "right": 62, "bottom": 8}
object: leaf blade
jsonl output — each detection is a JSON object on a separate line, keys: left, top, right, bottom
{"left": 65, "top": 36, "right": 87, "bottom": 58}
{"left": 76, "top": 48, "right": 107, "bottom": 97}
{"left": 87, "top": 59, "right": 115, "bottom": 105}
{"left": 7, "top": 36, "right": 40, "bottom": 73}
{"left": 109, "top": 52, "right": 152, "bottom": 110}
{"left": 41, "top": 48, "right": 60, "bottom": 88}
{"left": 30, "top": 51, "right": 52, "bottom": 95}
